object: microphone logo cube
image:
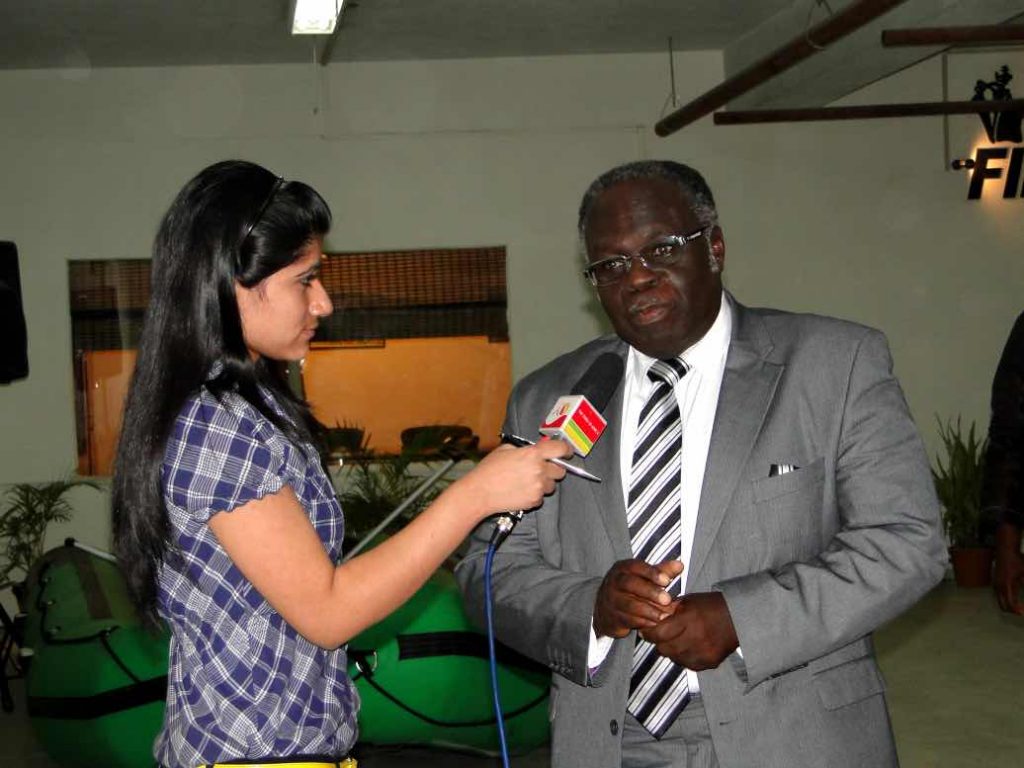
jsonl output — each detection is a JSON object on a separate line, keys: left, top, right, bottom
{"left": 539, "top": 395, "right": 607, "bottom": 456}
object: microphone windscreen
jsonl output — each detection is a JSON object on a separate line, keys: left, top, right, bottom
{"left": 570, "top": 353, "right": 624, "bottom": 412}
{"left": 539, "top": 353, "right": 623, "bottom": 456}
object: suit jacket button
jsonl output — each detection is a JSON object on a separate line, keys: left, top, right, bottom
{"left": 610, "top": 719, "right": 619, "bottom": 735}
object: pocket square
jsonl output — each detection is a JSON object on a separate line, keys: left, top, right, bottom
{"left": 769, "top": 463, "right": 799, "bottom": 477}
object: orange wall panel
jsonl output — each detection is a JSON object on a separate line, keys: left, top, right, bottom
{"left": 303, "top": 336, "right": 510, "bottom": 455}
{"left": 76, "top": 337, "right": 509, "bottom": 475}
{"left": 79, "top": 350, "right": 135, "bottom": 476}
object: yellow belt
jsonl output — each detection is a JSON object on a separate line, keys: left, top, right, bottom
{"left": 201, "top": 759, "right": 356, "bottom": 768}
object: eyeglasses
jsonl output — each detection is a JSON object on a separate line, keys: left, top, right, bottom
{"left": 582, "top": 226, "right": 711, "bottom": 287}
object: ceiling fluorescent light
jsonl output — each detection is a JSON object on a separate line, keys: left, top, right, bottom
{"left": 291, "top": 0, "right": 343, "bottom": 35}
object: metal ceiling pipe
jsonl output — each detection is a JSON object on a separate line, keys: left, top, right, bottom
{"left": 713, "top": 98, "right": 1024, "bottom": 125}
{"left": 654, "top": 0, "right": 909, "bottom": 137}
{"left": 882, "top": 25, "right": 1024, "bottom": 47}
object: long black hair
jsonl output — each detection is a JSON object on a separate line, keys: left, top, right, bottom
{"left": 112, "top": 160, "right": 332, "bottom": 626}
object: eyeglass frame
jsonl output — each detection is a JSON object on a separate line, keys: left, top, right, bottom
{"left": 581, "top": 225, "right": 713, "bottom": 287}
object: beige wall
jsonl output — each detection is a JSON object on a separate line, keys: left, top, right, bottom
{"left": 0, "top": 49, "right": 1022, "bottom": 552}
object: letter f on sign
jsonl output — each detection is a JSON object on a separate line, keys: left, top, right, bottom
{"left": 967, "top": 147, "right": 1009, "bottom": 200}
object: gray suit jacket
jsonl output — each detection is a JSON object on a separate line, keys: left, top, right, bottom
{"left": 456, "top": 297, "right": 946, "bottom": 768}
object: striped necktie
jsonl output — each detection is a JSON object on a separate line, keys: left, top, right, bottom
{"left": 626, "top": 357, "right": 690, "bottom": 739}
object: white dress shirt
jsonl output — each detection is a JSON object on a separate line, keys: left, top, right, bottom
{"left": 588, "top": 292, "right": 732, "bottom": 694}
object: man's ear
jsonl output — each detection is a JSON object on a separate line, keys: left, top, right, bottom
{"left": 709, "top": 227, "right": 725, "bottom": 270}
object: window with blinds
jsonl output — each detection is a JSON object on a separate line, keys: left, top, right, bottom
{"left": 69, "top": 260, "right": 149, "bottom": 351}
{"left": 68, "top": 247, "right": 511, "bottom": 474}
{"left": 68, "top": 247, "right": 508, "bottom": 350}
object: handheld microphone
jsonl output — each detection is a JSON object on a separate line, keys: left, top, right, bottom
{"left": 494, "top": 353, "right": 624, "bottom": 541}
{"left": 539, "top": 353, "right": 623, "bottom": 455}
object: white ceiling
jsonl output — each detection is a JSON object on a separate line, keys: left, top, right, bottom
{"left": 2, "top": 0, "right": 1023, "bottom": 113}
{"left": 0, "top": 0, "right": 794, "bottom": 70}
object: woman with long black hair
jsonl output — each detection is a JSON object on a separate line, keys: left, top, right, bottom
{"left": 112, "top": 160, "right": 569, "bottom": 768}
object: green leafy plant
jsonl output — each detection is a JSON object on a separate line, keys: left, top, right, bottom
{"left": 336, "top": 426, "right": 483, "bottom": 545}
{"left": 337, "top": 426, "right": 482, "bottom": 542}
{"left": 932, "top": 417, "right": 988, "bottom": 549}
{"left": 339, "top": 448, "right": 450, "bottom": 543}
{"left": 0, "top": 479, "right": 98, "bottom": 590}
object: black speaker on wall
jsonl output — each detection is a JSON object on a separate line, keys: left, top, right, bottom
{"left": 0, "top": 241, "right": 29, "bottom": 383}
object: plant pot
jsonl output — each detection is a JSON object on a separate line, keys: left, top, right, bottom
{"left": 326, "top": 427, "right": 365, "bottom": 456}
{"left": 949, "top": 546, "right": 994, "bottom": 588}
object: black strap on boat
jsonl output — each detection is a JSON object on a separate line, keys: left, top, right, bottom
{"left": 68, "top": 544, "right": 113, "bottom": 619}
{"left": 395, "top": 630, "right": 546, "bottom": 675}
{"left": 27, "top": 674, "right": 168, "bottom": 720}
{"left": 99, "top": 629, "right": 143, "bottom": 684}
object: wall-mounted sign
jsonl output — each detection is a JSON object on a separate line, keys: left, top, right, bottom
{"left": 967, "top": 146, "right": 1023, "bottom": 199}
{"left": 958, "top": 65, "right": 1024, "bottom": 200}
{"left": 975, "top": 65, "right": 1022, "bottom": 144}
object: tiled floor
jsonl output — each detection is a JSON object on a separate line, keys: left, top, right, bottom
{"left": 873, "top": 579, "right": 1024, "bottom": 767}
{"left": 2, "top": 579, "right": 1021, "bottom": 767}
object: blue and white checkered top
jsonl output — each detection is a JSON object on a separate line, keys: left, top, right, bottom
{"left": 155, "top": 383, "right": 357, "bottom": 768}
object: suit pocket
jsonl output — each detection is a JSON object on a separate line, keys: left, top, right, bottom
{"left": 747, "top": 458, "right": 826, "bottom": 554}
{"left": 813, "top": 654, "right": 885, "bottom": 710}
{"left": 751, "top": 457, "right": 825, "bottom": 502}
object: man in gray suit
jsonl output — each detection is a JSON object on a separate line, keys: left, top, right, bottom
{"left": 456, "top": 160, "right": 947, "bottom": 767}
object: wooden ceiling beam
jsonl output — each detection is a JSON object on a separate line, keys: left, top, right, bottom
{"left": 881, "top": 25, "right": 1024, "bottom": 47}
{"left": 654, "top": 0, "right": 909, "bottom": 137}
{"left": 713, "top": 98, "right": 1024, "bottom": 125}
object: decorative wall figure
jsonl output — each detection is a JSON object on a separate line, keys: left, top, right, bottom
{"left": 974, "top": 65, "right": 1023, "bottom": 144}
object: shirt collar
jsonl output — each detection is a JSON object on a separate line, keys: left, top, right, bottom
{"left": 626, "top": 290, "right": 732, "bottom": 385}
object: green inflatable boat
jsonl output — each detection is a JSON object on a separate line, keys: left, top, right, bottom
{"left": 21, "top": 542, "right": 170, "bottom": 768}
{"left": 347, "top": 566, "right": 550, "bottom": 754}
{"left": 20, "top": 542, "right": 550, "bottom": 767}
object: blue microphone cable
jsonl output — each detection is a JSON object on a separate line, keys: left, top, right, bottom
{"left": 484, "top": 514, "right": 520, "bottom": 768}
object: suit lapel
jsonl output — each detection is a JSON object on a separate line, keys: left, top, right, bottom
{"left": 579, "top": 343, "right": 632, "bottom": 560}
{"left": 686, "top": 301, "right": 782, "bottom": 587}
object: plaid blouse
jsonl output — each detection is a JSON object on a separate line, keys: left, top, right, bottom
{"left": 155, "top": 383, "right": 357, "bottom": 768}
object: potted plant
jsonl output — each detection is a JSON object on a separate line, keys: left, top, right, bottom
{"left": 325, "top": 420, "right": 369, "bottom": 459}
{"left": 339, "top": 448, "right": 449, "bottom": 546}
{"left": 932, "top": 417, "right": 992, "bottom": 587}
{"left": 0, "top": 478, "right": 98, "bottom": 597}
{"left": 1, "top": 477, "right": 98, "bottom": 711}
